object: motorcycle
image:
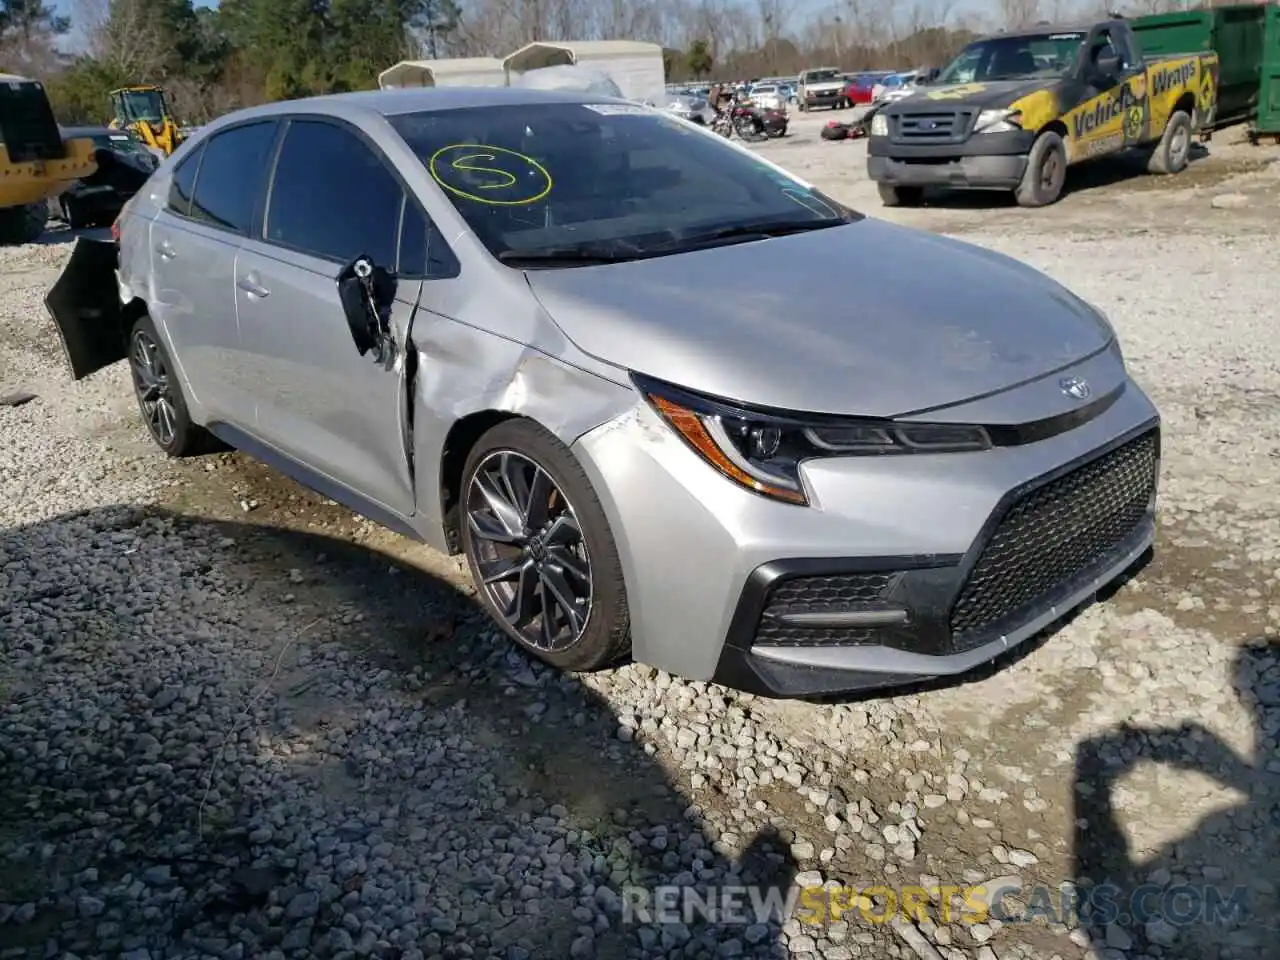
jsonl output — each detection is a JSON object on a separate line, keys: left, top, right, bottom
{"left": 760, "top": 107, "right": 788, "bottom": 138}
{"left": 728, "top": 102, "right": 768, "bottom": 142}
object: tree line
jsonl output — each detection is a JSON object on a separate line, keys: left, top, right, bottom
{"left": 0, "top": 0, "right": 1243, "bottom": 126}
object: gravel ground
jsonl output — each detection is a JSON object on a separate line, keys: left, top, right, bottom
{"left": 2, "top": 124, "right": 1279, "bottom": 960}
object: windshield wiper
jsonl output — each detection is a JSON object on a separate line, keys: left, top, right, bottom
{"left": 662, "top": 216, "right": 849, "bottom": 250}
{"left": 497, "top": 248, "right": 639, "bottom": 268}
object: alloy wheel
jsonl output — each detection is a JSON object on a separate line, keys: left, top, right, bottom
{"left": 465, "top": 450, "right": 593, "bottom": 652}
{"left": 129, "top": 329, "right": 178, "bottom": 448}
{"left": 1170, "top": 123, "right": 1190, "bottom": 167}
{"left": 1040, "top": 151, "right": 1061, "bottom": 192}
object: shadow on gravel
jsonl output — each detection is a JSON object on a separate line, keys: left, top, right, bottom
{"left": 0, "top": 505, "right": 797, "bottom": 959}
{"left": 1072, "top": 636, "right": 1280, "bottom": 960}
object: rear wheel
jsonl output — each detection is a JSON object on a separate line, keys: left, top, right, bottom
{"left": 460, "top": 419, "right": 631, "bottom": 672}
{"left": 878, "top": 184, "right": 923, "bottom": 207}
{"left": 0, "top": 204, "right": 46, "bottom": 244}
{"left": 1015, "top": 130, "right": 1067, "bottom": 207}
{"left": 1147, "top": 110, "right": 1192, "bottom": 174}
{"left": 128, "top": 314, "right": 216, "bottom": 457}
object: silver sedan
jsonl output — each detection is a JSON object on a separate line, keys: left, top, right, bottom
{"left": 47, "top": 87, "right": 1160, "bottom": 698}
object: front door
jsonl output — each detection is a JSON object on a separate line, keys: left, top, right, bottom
{"left": 234, "top": 116, "right": 423, "bottom": 520}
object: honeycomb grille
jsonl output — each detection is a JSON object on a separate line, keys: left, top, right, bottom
{"left": 949, "top": 431, "right": 1157, "bottom": 652}
{"left": 753, "top": 572, "right": 894, "bottom": 647}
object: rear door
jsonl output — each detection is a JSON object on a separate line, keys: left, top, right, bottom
{"left": 234, "top": 116, "right": 428, "bottom": 519}
{"left": 147, "top": 119, "right": 278, "bottom": 428}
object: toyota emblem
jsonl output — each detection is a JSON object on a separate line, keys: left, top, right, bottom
{"left": 1060, "top": 376, "right": 1091, "bottom": 400}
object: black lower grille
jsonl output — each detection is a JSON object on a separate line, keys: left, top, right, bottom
{"left": 949, "top": 430, "right": 1158, "bottom": 651}
{"left": 753, "top": 572, "right": 894, "bottom": 647}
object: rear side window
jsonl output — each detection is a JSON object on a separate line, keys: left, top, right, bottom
{"left": 189, "top": 121, "right": 278, "bottom": 234}
{"left": 265, "top": 119, "right": 401, "bottom": 268}
{"left": 168, "top": 145, "right": 202, "bottom": 217}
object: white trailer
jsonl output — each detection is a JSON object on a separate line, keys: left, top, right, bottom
{"left": 377, "top": 57, "right": 507, "bottom": 90}
{"left": 502, "top": 41, "right": 666, "bottom": 104}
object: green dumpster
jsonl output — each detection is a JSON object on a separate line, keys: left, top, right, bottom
{"left": 1254, "top": 3, "right": 1280, "bottom": 139}
{"left": 1131, "top": 4, "right": 1266, "bottom": 128}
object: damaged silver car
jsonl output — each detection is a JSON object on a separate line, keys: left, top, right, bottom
{"left": 47, "top": 87, "right": 1160, "bottom": 698}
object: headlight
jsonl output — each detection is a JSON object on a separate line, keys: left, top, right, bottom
{"left": 633, "top": 374, "right": 992, "bottom": 506}
{"left": 870, "top": 113, "right": 889, "bottom": 136}
{"left": 974, "top": 109, "right": 1022, "bottom": 134}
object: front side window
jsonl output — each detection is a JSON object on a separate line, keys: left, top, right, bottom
{"left": 265, "top": 119, "right": 402, "bottom": 268}
{"left": 189, "top": 121, "right": 277, "bottom": 234}
{"left": 389, "top": 102, "right": 859, "bottom": 266}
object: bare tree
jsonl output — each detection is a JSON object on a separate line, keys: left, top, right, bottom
{"left": 997, "top": 0, "right": 1044, "bottom": 30}
{"left": 74, "top": 0, "right": 169, "bottom": 80}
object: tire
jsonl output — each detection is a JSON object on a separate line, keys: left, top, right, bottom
{"left": 1147, "top": 110, "right": 1192, "bottom": 175}
{"left": 878, "top": 183, "right": 923, "bottom": 207}
{"left": 0, "top": 203, "right": 46, "bottom": 244}
{"left": 460, "top": 419, "right": 631, "bottom": 673}
{"left": 128, "top": 313, "right": 216, "bottom": 457}
{"left": 1014, "top": 130, "right": 1067, "bottom": 207}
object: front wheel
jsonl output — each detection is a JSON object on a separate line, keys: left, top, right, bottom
{"left": 1014, "top": 130, "right": 1067, "bottom": 207}
{"left": 0, "top": 203, "right": 46, "bottom": 244}
{"left": 460, "top": 419, "right": 631, "bottom": 672}
{"left": 878, "top": 183, "right": 923, "bottom": 207}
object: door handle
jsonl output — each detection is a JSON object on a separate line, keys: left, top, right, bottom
{"left": 156, "top": 240, "right": 176, "bottom": 259}
{"left": 236, "top": 276, "right": 270, "bottom": 299}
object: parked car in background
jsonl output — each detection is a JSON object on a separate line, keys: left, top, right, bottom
{"left": 748, "top": 82, "right": 787, "bottom": 112}
{"left": 797, "top": 67, "right": 846, "bottom": 110}
{"left": 49, "top": 126, "right": 159, "bottom": 229}
{"left": 844, "top": 71, "right": 894, "bottom": 105}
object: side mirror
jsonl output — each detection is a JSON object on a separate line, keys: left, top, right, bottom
{"left": 336, "top": 256, "right": 397, "bottom": 361}
{"left": 1093, "top": 52, "right": 1121, "bottom": 82}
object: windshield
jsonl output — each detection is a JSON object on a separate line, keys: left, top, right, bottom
{"left": 93, "top": 133, "right": 151, "bottom": 156}
{"left": 935, "top": 32, "right": 1085, "bottom": 84}
{"left": 803, "top": 70, "right": 840, "bottom": 83}
{"left": 117, "top": 89, "right": 165, "bottom": 123}
{"left": 389, "top": 102, "right": 857, "bottom": 265}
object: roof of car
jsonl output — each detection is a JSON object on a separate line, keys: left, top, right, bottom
{"left": 986, "top": 20, "right": 1107, "bottom": 40}
{"left": 237, "top": 85, "right": 623, "bottom": 121}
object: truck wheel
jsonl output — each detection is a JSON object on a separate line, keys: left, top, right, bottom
{"left": 1147, "top": 110, "right": 1192, "bottom": 175}
{"left": 0, "top": 204, "right": 47, "bottom": 244}
{"left": 1015, "top": 131, "right": 1067, "bottom": 207}
{"left": 878, "top": 184, "right": 923, "bottom": 207}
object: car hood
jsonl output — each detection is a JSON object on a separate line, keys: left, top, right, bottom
{"left": 523, "top": 219, "right": 1111, "bottom": 418}
{"left": 888, "top": 78, "right": 1061, "bottom": 112}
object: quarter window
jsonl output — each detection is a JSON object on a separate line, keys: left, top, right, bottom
{"left": 167, "top": 144, "right": 202, "bottom": 217}
{"left": 189, "top": 121, "right": 278, "bottom": 234}
{"left": 265, "top": 119, "right": 402, "bottom": 268}
{"left": 397, "top": 200, "right": 460, "bottom": 279}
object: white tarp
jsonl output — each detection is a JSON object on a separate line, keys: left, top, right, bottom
{"left": 512, "top": 64, "right": 624, "bottom": 98}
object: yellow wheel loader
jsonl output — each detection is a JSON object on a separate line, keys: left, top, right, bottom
{"left": 108, "top": 85, "right": 183, "bottom": 156}
{"left": 0, "top": 74, "right": 98, "bottom": 244}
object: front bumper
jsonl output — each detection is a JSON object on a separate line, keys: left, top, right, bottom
{"left": 867, "top": 129, "right": 1035, "bottom": 189}
{"left": 572, "top": 362, "right": 1160, "bottom": 698}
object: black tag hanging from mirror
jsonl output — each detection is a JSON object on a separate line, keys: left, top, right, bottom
{"left": 336, "top": 255, "right": 397, "bottom": 362}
